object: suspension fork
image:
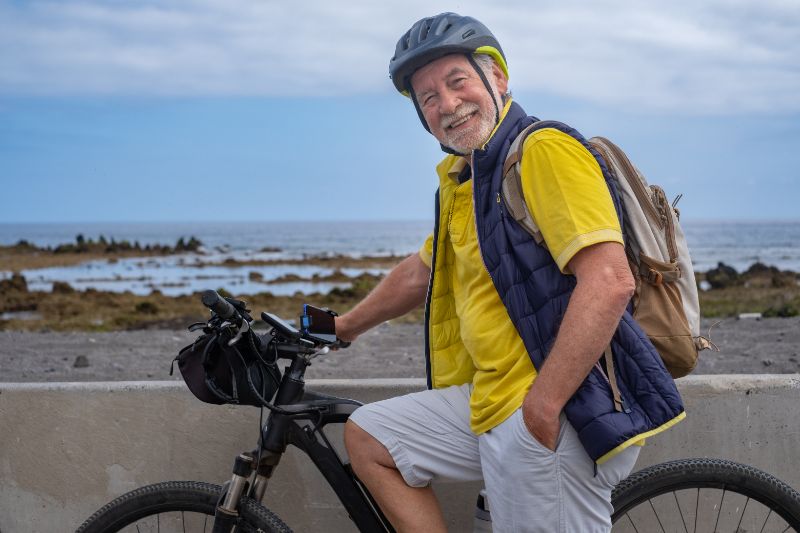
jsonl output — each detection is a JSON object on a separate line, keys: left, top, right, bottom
{"left": 212, "top": 450, "right": 283, "bottom": 533}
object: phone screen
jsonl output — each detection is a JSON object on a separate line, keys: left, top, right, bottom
{"left": 300, "top": 304, "right": 337, "bottom": 343}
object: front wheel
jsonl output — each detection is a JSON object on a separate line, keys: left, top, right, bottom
{"left": 611, "top": 458, "right": 800, "bottom": 532}
{"left": 76, "top": 480, "right": 292, "bottom": 532}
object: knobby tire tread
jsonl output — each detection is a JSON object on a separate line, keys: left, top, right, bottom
{"left": 611, "top": 458, "right": 800, "bottom": 529}
{"left": 76, "top": 480, "right": 292, "bottom": 533}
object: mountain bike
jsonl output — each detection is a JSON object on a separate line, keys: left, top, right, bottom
{"left": 77, "top": 291, "right": 800, "bottom": 532}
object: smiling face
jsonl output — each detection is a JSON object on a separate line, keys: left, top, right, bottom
{"left": 410, "top": 54, "right": 508, "bottom": 154}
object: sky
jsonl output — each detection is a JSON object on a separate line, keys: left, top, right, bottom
{"left": 0, "top": 0, "right": 798, "bottom": 223}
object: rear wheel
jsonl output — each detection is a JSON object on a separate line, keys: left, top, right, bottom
{"left": 611, "top": 458, "right": 800, "bottom": 532}
{"left": 76, "top": 480, "right": 292, "bottom": 532}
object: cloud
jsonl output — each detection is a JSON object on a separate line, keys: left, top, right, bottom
{"left": 0, "top": 0, "right": 798, "bottom": 114}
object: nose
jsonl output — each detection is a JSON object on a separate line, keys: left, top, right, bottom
{"left": 439, "top": 89, "right": 461, "bottom": 115}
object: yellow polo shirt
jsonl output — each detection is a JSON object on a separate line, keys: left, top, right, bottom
{"left": 419, "top": 124, "right": 623, "bottom": 434}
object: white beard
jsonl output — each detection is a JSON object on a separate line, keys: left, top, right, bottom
{"left": 438, "top": 93, "right": 500, "bottom": 154}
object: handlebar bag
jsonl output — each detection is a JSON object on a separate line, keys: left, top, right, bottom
{"left": 172, "top": 330, "right": 282, "bottom": 407}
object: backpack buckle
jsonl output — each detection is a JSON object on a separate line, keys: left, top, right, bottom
{"left": 645, "top": 268, "right": 663, "bottom": 286}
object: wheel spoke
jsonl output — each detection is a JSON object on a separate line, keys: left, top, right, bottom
{"left": 625, "top": 513, "right": 640, "bottom": 533}
{"left": 713, "top": 489, "right": 726, "bottom": 532}
{"left": 735, "top": 497, "right": 751, "bottom": 532}
{"left": 781, "top": 525, "right": 792, "bottom": 533}
{"left": 672, "top": 491, "right": 689, "bottom": 533}
{"left": 648, "top": 498, "right": 667, "bottom": 533}
{"left": 759, "top": 509, "right": 773, "bottom": 533}
{"left": 183, "top": 510, "right": 187, "bottom": 533}
{"left": 694, "top": 488, "right": 699, "bottom": 533}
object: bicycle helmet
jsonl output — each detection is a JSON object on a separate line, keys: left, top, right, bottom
{"left": 389, "top": 12, "right": 508, "bottom": 96}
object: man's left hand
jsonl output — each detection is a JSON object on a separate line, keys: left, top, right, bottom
{"left": 521, "top": 396, "right": 561, "bottom": 451}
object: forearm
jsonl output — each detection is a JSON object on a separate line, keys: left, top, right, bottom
{"left": 336, "top": 253, "right": 430, "bottom": 341}
{"left": 524, "top": 242, "right": 634, "bottom": 419}
{"left": 525, "top": 280, "right": 630, "bottom": 418}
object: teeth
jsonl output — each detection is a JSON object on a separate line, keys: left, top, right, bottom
{"left": 449, "top": 113, "right": 473, "bottom": 129}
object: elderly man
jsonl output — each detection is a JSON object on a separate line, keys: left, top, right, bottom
{"left": 335, "top": 12, "right": 684, "bottom": 532}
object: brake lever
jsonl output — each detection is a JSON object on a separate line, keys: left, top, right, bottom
{"left": 306, "top": 345, "right": 330, "bottom": 361}
{"left": 226, "top": 319, "right": 250, "bottom": 346}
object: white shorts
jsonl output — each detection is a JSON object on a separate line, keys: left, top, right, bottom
{"left": 349, "top": 383, "right": 639, "bottom": 533}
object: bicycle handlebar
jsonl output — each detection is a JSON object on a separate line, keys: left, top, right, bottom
{"left": 201, "top": 289, "right": 237, "bottom": 320}
{"left": 198, "top": 291, "right": 348, "bottom": 354}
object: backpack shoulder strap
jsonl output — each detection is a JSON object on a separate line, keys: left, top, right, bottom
{"left": 501, "top": 121, "right": 547, "bottom": 248}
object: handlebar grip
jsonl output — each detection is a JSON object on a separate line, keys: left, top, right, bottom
{"left": 201, "top": 290, "right": 237, "bottom": 320}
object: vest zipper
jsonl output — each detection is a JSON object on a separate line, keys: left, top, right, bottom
{"left": 424, "top": 190, "right": 441, "bottom": 390}
{"left": 471, "top": 155, "right": 495, "bottom": 282}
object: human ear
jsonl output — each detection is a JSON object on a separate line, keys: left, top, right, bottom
{"left": 492, "top": 63, "right": 508, "bottom": 95}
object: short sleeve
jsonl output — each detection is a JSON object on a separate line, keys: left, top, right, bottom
{"left": 419, "top": 232, "right": 434, "bottom": 268}
{"left": 519, "top": 128, "right": 623, "bottom": 273}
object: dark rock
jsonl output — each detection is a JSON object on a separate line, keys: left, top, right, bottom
{"left": 0, "top": 273, "right": 28, "bottom": 294}
{"left": 744, "top": 262, "right": 778, "bottom": 276}
{"left": 73, "top": 355, "right": 89, "bottom": 368}
{"left": 51, "top": 281, "right": 75, "bottom": 294}
{"left": 705, "top": 262, "right": 740, "bottom": 289}
{"left": 762, "top": 359, "right": 774, "bottom": 367}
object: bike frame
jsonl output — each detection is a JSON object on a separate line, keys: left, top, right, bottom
{"left": 215, "top": 350, "right": 396, "bottom": 533}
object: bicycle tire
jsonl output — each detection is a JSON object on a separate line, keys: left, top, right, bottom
{"left": 76, "top": 480, "right": 292, "bottom": 533}
{"left": 611, "top": 458, "right": 800, "bottom": 532}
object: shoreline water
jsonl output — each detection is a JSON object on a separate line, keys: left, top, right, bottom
{"left": 3, "top": 219, "right": 800, "bottom": 272}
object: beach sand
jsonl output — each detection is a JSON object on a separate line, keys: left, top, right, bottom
{"left": 1, "top": 317, "right": 798, "bottom": 383}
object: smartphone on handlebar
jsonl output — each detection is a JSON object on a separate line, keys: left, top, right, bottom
{"left": 299, "top": 304, "right": 338, "bottom": 344}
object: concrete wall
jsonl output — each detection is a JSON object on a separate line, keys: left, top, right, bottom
{"left": 1, "top": 375, "right": 798, "bottom": 533}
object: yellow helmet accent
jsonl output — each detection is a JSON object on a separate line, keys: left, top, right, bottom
{"left": 474, "top": 46, "right": 509, "bottom": 80}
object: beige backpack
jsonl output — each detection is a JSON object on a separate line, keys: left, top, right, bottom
{"left": 501, "top": 124, "right": 713, "bottom": 378}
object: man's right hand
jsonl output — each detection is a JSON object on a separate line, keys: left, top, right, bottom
{"left": 334, "top": 315, "right": 358, "bottom": 343}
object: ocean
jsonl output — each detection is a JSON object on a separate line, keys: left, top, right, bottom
{"left": 1, "top": 220, "right": 799, "bottom": 296}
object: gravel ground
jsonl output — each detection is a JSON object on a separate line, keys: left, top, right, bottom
{"left": 1, "top": 317, "right": 799, "bottom": 383}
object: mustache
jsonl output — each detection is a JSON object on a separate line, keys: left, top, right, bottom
{"left": 440, "top": 103, "right": 480, "bottom": 129}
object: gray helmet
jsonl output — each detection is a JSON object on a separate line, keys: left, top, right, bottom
{"left": 389, "top": 12, "right": 508, "bottom": 95}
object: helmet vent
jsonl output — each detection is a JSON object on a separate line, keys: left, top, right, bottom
{"left": 462, "top": 29, "right": 476, "bottom": 39}
{"left": 421, "top": 21, "right": 431, "bottom": 40}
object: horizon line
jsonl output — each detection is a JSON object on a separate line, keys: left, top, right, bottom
{"left": 2, "top": 217, "right": 800, "bottom": 225}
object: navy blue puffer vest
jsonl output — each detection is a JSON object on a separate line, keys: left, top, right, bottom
{"left": 428, "top": 101, "right": 685, "bottom": 463}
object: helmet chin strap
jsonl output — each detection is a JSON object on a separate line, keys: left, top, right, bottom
{"left": 466, "top": 54, "right": 501, "bottom": 128}
{"left": 407, "top": 55, "right": 501, "bottom": 157}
